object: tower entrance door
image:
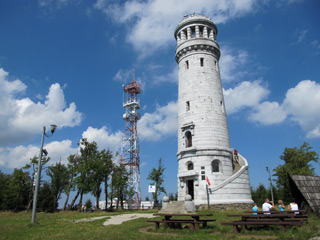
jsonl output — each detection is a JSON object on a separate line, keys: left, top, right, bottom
{"left": 187, "top": 180, "right": 194, "bottom": 200}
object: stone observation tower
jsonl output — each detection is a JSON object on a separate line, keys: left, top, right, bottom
{"left": 174, "top": 14, "right": 253, "bottom": 208}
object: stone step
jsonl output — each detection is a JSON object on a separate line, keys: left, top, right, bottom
{"left": 159, "top": 201, "right": 188, "bottom": 214}
{"left": 233, "top": 162, "right": 241, "bottom": 173}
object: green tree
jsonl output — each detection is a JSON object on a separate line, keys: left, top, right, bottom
{"left": 4, "top": 169, "right": 31, "bottom": 211}
{"left": 23, "top": 156, "right": 51, "bottom": 212}
{"left": 85, "top": 199, "right": 93, "bottom": 210}
{"left": 109, "top": 164, "right": 129, "bottom": 210}
{"left": 100, "top": 149, "right": 114, "bottom": 210}
{"left": 147, "top": 158, "right": 166, "bottom": 208}
{"left": 47, "top": 160, "right": 69, "bottom": 211}
{"left": 169, "top": 192, "right": 178, "bottom": 201}
{"left": 251, "top": 184, "right": 269, "bottom": 206}
{"left": 62, "top": 154, "right": 78, "bottom": 211}
{"left": 38, "top": 182, "right": 54, "bottom": 212}
{"left": 90, "top": 149, "right": 112, "bottom": 209}
{"left": 70, "top": 138, "right": 98, "bottom": 210}
{"left": 273, "top": 142, "right": 319, "bottom": 202}
{"left": 0, "top": 171, "right": 10, "bottom": 210}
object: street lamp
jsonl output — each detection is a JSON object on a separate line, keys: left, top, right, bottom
{"left": 266, "top": 167, "right": 274, "bottom": 203}
{"left": 31, "top": 124, "right": 57, "bottom": 224}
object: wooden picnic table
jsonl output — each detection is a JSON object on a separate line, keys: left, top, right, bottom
{"left": 243, "top": 210, "right": 307, "bottom": 215}
{"left": 148, "top": 213, "right": 216, "bottom": 231}
{"left": 223, "top": 212, "right": 307, "bottom": 233}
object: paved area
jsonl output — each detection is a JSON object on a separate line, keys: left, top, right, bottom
{"left": 73, "top": 213, "right": 155, "bottom": 226}
{"left": 103, "top": 213, "right": 155, "bottom": 226}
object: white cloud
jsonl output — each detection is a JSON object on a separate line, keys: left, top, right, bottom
{"left": 249, "top": 101, "right": 287, "bottom": 124}
{"left": 38, "top": 0, "right": 72, "bottom": 9}
{"left": 244, "top": 80, "right": 320, "bottom": 138}
{"left": 0, "top": 140, "right": 76, "bottom": 169}
{"left": 283, "top": 80, "right": 320, "bottom": 138}
{"left": 113, "top": 69, "right": 134, "bottom": 83}
{"left": 151, "top": 65, "right": 178, "bottom": 85}
{"left": 295, "top": 29, "right": 308, "bottom": 44}
{"left": 0, "top": 67, "right": 83, "bottom": 146}
{"left": 82, "top": 126, "right": 123, "bottom": 153}
{"left": 138, "top": 101, "right": 177, "bottom": 141}
{"left": 94, "top": 0, "right": 262, "bottom": 57}
{"left": 224, "top": 80, "right": 270, "bottom": 114}
{"left": 219, "top": 47, "right": 249, "bottom": 83}
{"left": 0, "top": 124, "right": 124, "bottom": 169}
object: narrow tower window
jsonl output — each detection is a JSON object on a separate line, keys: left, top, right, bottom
{"left": 186, "top": 101, "right": 190, "bottom": 111}
{"left": 185, "top": 131, "right": 192, "bottom": 147}
{"left": 200, "top": 58, "right": 204, "bottom": 67}
{"left": 220, "top": 100, "right": 225, "bottom": 113}
{"left": 187, "top": 162, "right": 194, "bottom": 170}
{"left": 212, "top": 160, "right": 220, "bottom": 172}
{"left": 186, "top": 60, "right": 189, "bottom": 69}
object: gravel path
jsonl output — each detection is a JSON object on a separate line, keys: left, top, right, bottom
{"left": 103, "top": 213, "right": 155, "bottom": 226}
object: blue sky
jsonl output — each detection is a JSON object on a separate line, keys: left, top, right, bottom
{"left": 0, "top": 0, "right": 320, "bottom": 204}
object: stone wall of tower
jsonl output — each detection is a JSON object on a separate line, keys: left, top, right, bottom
{"left": 175, "top": 14, "right": 253, "bottom": 206}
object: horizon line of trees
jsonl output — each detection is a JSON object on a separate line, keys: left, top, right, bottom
{"left": 0, "top": 141, "right": 318, "bottom": 212}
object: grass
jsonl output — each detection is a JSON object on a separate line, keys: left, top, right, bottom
{"left": 0, "top": 210, "right": 319, "bottom": 240}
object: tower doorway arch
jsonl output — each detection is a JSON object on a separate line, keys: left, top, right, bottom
{"left": 187, "top": 179, "right": 194, "bottom": 199}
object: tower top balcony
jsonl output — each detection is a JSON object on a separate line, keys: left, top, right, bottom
{"left": 174, "top": 13, "right": 218, "bottom": 42}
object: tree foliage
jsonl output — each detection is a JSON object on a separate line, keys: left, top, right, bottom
{"left": 273, "top": 142, "right": 319, "bottom": 202}
{"left": 147, "top": 158, "right": 166, "bottom": 207}
{"left": 47, "top": 161, "right": 69, "bottom": 210}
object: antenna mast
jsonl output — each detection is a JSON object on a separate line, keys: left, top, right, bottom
{"left": 119, "top": 73, "right": 141, "bottom": 208}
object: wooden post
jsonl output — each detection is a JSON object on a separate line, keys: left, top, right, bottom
{"left": 206, "top": 185, "right": 210, "bottom": 208}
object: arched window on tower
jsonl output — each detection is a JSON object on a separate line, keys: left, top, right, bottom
{"left": 185, "top": 131, "right": 192, "bottom": 147}
{"left": 211, "top": 160, "right": 220, "bottom": 173}
{"left": 187, "top": 162, "right": 194, "bottom": 170}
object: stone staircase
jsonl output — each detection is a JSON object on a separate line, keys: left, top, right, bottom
{"left": 159, "top": 201, "right": 188, "bottom": 214}
{"left": 233, "top": 162, "right": 241, "bottom": 174}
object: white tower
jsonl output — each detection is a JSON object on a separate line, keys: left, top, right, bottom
{"left": 175, "top": 14, "right": 253, "bottom": 207}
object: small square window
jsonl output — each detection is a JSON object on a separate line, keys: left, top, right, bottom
{"left": 201, "top": 171, "right": 205, "bottom": 174}
{"left": 201, "top": 175, "right": 205, "bottom": 180}
{"left": 201, "top": 166, "right": 205, "bottom": 169}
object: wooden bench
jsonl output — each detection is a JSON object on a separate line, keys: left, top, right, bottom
{"left": 222, "top": 220, "right": 304, "bottom": 233}
{"left": 147, "top": 218, "right": 216, "bottom": 231}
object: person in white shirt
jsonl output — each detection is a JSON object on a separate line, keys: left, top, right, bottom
{"left": 262, "top": 198, "right": 274, "bottom": 214}
{"left": 288, "top": 198, "right": 299, "bottom": 214}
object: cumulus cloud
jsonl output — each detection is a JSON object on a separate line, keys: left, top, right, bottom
{"left": 151, "top": 65, "right": 178, "bottom": 85}
{"left": 0, "top": 125, "right": 123, "bottom": 169}
{"left": 0, "top": 67, "right": 83, "bottom": 146}
{"left": 249, "top": 101, "right": 287, "bottom": 124}
{"left": 138, "top": 101, "right": 177, "bottom": 141}
{"left": 94, "top": 0, "right": 262, "bottom": 57}
{"left": 82, "top": 126, "right": 123, "bottom": 153}
{"left": 246, "top": 80, "right": 320, "bottom": 138}
{"left": 0, "top": 140, "right": 76, "bottom": 169}
{"left": 220, "top": 47, "right": 249, "bottom": 83}
{"left": 223, "top": 80, "right": 270, "bottom": 114}
{"left": 283, "top": 80, "right": 320, "bottom": 138}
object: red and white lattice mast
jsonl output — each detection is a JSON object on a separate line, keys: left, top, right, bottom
{"left": 119, "top": 73, "right": 141, "bottom": 208}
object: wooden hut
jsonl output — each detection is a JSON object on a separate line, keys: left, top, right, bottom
{"left": 289, "top": 174, "right": 320, "bottom": 216}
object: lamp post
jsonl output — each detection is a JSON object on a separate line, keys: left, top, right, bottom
{"left": 31, "top": 124, "right": 57, "bottom": 224}
{"left": 266, "top": 167, "right": 274, "bottom": 203}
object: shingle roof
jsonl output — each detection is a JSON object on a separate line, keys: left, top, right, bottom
{"left": 290, "top": 174, "right": 320, "bottom": 216}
